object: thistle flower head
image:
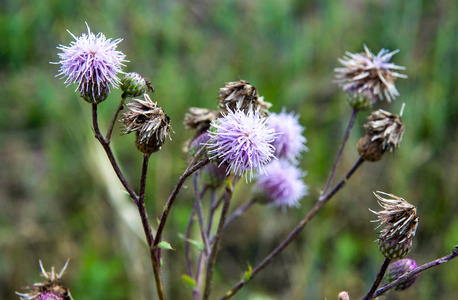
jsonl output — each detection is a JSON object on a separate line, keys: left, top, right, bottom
{"left": 206, "top": 109, "right": 277, "bottom": 181}
{"left": 55, "top": 23, "right": 127, "bottom": 103}
{"left": 120, "top": 72, "right": 152, "bottom": 98}
{"left": 385, "top": 258, "right": 418, "bottom": 291}
{"left": 121, "top": 94, "right": 172, "bottom": 154}
{"left": 184, "top": 107, "right": 218, "bottom": 136}
{"left": 357, "top": 105, "right": 405, "bottom": 161}
{"left": 16, "top": 260, "right": 72, "bottom": 300}
{"left": 267, "top": 109, "right": 308, "bottom": 163}
{"left": 218, "top": 80, "right": 271, "bottom": 116}
{"left": 335, "top": 45, "right": 407, "bottom": 104}
{"left": 370, "top": 191, "right": 419, "bottom": 259}
{"left": 254, "top": 159, "right": 308, "bottom": 207}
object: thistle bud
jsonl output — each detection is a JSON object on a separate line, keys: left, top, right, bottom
{"left": 335, "top": 45, "right": 407, "bottom": 103}
{"left": 121, "top": 94, "right": 172, "bottom": 154}
{"left": 385, "top": 258, "right": 418, "bottom": 291}
{"left": 370, "top": 191, "right": 419, "bottom": 260}
{"left": 218, "top": 80, "right": 271, "bottom": 116}
{"left": 16, "top": 260, "right": 73, "bottom": 300}
{"left": 188, "top": 131, "right": 210, "bottom": 159}
{"left": 357, "top": 106, "right": 405, "bottom": 161}
{"left": 338, "top": 291, "right": 350, "bottom": 300}
{"left": 184, "top": 107, "right": 218, "bottom": 137}
{"left": 120, "top": 72, "right": 152, "bottom": 97}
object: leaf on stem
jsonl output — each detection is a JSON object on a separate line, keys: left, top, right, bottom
{"left": 242, "top": 263, "right": 252, "bottom": 283}
{"left": 178, "top": 233, "right": 205, "bottom": 251}
{"left": 181, "top": 275, "right": 197, "bottom": 289}
{"left": 157, "top": 241, "right": 175, "bottom": 250}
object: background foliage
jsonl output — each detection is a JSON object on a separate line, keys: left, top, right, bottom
{"left": 1, "top": 0, "right": 457, "bottom": 299}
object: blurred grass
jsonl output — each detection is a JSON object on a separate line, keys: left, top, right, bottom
{"left": 1, "top": 0, "right": 457, "bottom": 299}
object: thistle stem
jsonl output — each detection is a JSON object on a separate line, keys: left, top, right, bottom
{"left": 219, "top": 157, "right": 364, "bottom": 300}
{"left": 193, "top": 175, "right": 211, "bottom": 255}
{"left": 137, "top": 154, "right": 166, "bottom": 300}
{"left": 203, "top": 180, "right": 234, "bottom": 300}
{"left": 362, "top": 258, "right": 391, "bottom": 300}
{"left": 91, "top": 103, "right": 138, "bottom": 201}
{"left": 154, "top": 157, "right": 210, "bottom": 249}
{"left": 374, "top": 246, "right": 458, "bottom": 298}
{"left": 223, "top": 198, "right": 256, "bottom": 231}
{"left": 322, "top": 108, "right": 359, "bottom": 196}
{"left": 105, "top": 93, "right": 128, "bottom": 143}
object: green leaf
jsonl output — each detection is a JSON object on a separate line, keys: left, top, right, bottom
{"left": 242, "top": 263, "right": 252, "bottom": 283}
{"left": 178, "top": 233, "right": 205, "bottom": 251}
{"left": 157, "top": 241, "right": 175, "bottom": 250}
{"left": 181, "top": 274, "right": 197, "bottom": 289}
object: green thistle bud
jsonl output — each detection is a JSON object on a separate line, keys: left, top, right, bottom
{"left": 385, "top": 258, "right": 418, "bottom": 291}
{"left": 370, "top": 191, "right": 419, "bottom": 260}
{"left": 120, "top": 72, "right": 152, "bottom": 98}
{"left": 81, "top": 79, "right": 109, "bottom": 104}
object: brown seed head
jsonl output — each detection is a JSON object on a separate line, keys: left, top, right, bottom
{"left": 218, "top": 80, "right": 271, "bottom": 116}
{"left": 370, "top": 191, "right": 419, "bottom": 259}
{"left": 184, "top": 107, "right": 218, "bottom": 136}
{"left": 363, "top": 106, "right": 405, "bottom": 152}
{"left": 16, "top": 260, "right": 73, "bottom": 300}
{"left": 335, "top": 45, "right": 407, "bottom": 103}
{"left": 121, "top": 94, "right": 172, "bottom": 154}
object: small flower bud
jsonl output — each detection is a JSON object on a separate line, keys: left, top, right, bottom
{"left": 370, "top": 191, "right": 419, "bottom": 260}
{"left": 346, "top": 88, "right": 376, "bottom": 110}
{"left": 338, "top": 291, "right": 350, "bottom": 300}
{"left": 121, "top": 94, "right": 172, "bottom": 154}
{"left": 201, "top": 162, "right": 228, "bottom": 188}
{"left": 121, "top": 72, "right": 152, "bottom": 97}
{"left": 218, "top": 80, "right": 271, "bottom": 116}
{"left": 385, "top": 258, "right": 418, "bottom": 291}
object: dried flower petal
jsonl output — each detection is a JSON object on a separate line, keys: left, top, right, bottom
{"left": 218, "top": 80, "right": 271, "bottom": 116}
{"left": 335, "top": 45, "right": 407, "bottom": 103}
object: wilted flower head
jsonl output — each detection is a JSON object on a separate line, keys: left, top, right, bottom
{"left": 254, "top": 159, "right": 307, "bottom": 207}
{"left": 55, "top": 23, "right": 127, "bottom": 103}
{"left": 385, "top": 258, "right": 418, "bottom": 291}
{"left": 370, "top": 191, "right": 419, "bottom": 259}
{"left": 16, "top": 260, "right": 72, "bottom": 300}
{"left": 335, "top": 45, "right": 407, "bottom": 105}
{"left": 218, "top": 80, "right": 271, "bottom": 116}
{"left": 184, "top": 107, "right": 218, "bottom": 136}
{"left": 267, "top": 109, "right": 308, "bottom": 163}
{"left": 121, "top": 94, "right": 172, "bottom": 154}
{"left": 206, "top": 109, "right": 277, "bottom": 181}
{"left": 357, "top": 105, "right": 405, "bottom": 161}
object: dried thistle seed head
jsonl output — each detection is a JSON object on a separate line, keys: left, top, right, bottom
{"left": 16, "top": 260, "right": 73, "bottom": 300}
{"left": 370, "top": 191, "right": 419, "bottom": 259}
{"left": 335, "top": 45, "right": 407, "bottom": 103}
{"left": 120, "top": 72, "right": 152, "bottom": 97}
{"left": 218, "top": 80, "right": 271, "bottom": 116}
{"left": 121, "top": 94, "right": 172, "bottom": 154}
{"left": 184, "top": 107, "right": 218, "bottom": 136}
{"left": 357, "top": 105, "right": 405, "bottom": 161}
{"left": 385, "top": 258, "right": 418, "bottom": 291}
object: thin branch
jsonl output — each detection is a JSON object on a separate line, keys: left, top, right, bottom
{"left": 223, "top": 198, "right": 256, "bottom": 232}
{"left": 219, "top": 157, "right": 364, "bottom": 300}
{"left": 105, "top": 93, "right": 127, "bottom": 143}
{"left": 91, "top": 103, "right": 138, "bottom": 201}
{"left": 322, "top": 108, "right": 359, "bottom": 196}
{"left": 194, "top": 175, "right": 211, "bottom": 255}
{"left": 203, "top": 180, "right": 234, "bottom": 300}
{"left": 362, "top": 258, "right": 391, "bottom": 300}
{"left": 154, "top": 157, "right": 210, "bottom": 249}
{"left": 374, "top": 246, "right": 458, "bottom": 298}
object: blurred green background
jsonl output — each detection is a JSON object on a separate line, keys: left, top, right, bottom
{"left": 1, "top": 0, "right": 457, "bottom": 299}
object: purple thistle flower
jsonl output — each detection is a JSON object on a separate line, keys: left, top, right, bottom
{"left": 38, "top": 292, "right": 63, "bottom": 300}
{"left": 55, "top": 23, "right": 127, "bottom": 103}
{"left": 206, "top": 109, "right": 277, "bottom": 181}
{"left": 268, "top": 109, "right": 308, "bottom": 163}
{"left": 255, "top": 159, "right": 308, "bottom": 207}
